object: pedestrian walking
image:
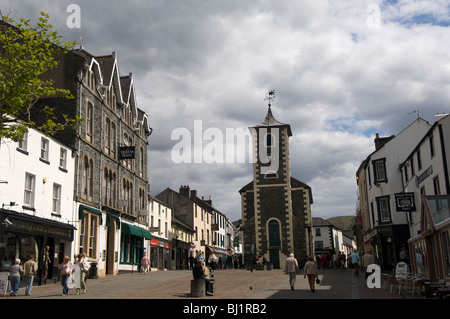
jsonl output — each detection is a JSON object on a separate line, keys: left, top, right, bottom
{"left": 349, "top": 251, "right": 360, "bottom": 277}
{"left": 60, "top": 256, "right": 72, "bottom": 296}
{"left": 75, "top": 253, "right": 89, "bottom": 294}
{"left": 80, "top": 253, "right": 89, "bottom": 292}
{"left": 304, "top": 256, "right": 318, "bottom": 293}
{"left": 189, "top": 254, "right": 195, "bottom": 270}
{"left": 284, "top": 253, "right": 299, "bottom": 291}
{"left": 9, "top": 259, "right": 23, "bottom": 296}
{"left": 362, "top": 248, "right": 375, "bottom": 286}
{"left": 321, "top": 254, "right": 328, "bottom": 269}
{"left": 141, "top": 252, "right": 151, "bottom": 275}
{"left": 23, "top": 255, "right": 37, "bottom": 296}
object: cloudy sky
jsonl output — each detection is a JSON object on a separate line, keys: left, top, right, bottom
{"left": 2, "top": 0, "right": 450, "bottom": 222}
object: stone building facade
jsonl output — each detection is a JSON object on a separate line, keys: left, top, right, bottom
{"left": 239, "top": 104, "right": 313, "bottom": 269}
{"left": 35, "top": 49, "right": 152, "bottom": 276}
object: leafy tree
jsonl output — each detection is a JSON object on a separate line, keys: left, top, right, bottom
{"left": 0, "top": 11, "right": 79, "bottom": 142}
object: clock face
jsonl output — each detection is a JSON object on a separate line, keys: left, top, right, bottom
{"left": 263, "top": 154, "right": 277, "bottom": 163}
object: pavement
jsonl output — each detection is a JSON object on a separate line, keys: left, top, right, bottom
{"left": 0, "top": 266, "right": 431, "bottom": 300}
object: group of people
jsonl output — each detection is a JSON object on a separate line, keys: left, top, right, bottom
{"left": 316, "top": 251, "right": 351, "bottom": 270}
{"left": 284, "top": 249, "right": 376, "bottom": 293}
{"left": 189, "top": 252, "right": 241, "bottom": 271}
{"left": 60, "top": 253, "right": 90, "bottom": 296}
{"left": 8, "top": 255, "right": 37, "bottom": 296}
{"left": 8, "top": 251, "right": 90, "bottom": 297}
{"left": 285, "top": 254, "right": 320, "bottom": 293}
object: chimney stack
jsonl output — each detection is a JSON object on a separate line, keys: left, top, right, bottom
{"left": 179, "top": 185, "right": 190, "bottom": 198}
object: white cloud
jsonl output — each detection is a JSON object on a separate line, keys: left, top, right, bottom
{"left": 5, "top": 0, "right": 450, "bottom": 221}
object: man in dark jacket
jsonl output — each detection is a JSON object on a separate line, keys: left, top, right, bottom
{"left": 193, "top": 260, "right": 213, "bottom": 296}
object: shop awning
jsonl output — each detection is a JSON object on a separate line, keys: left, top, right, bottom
{"left": 0, "top": 208, "right": 76, "bottom": 241}
{"left": 121, "top": 223, "right": 152, "bottom": 239}
{"left": 78, "top": 204, "right": 103, "bottom": 225}
{"left": 106, "top": 213, "right": 120, "bottom": 228}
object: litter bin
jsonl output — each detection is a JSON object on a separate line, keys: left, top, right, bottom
{"left": 90, "top": 262, "right": 98, "bottom": 279}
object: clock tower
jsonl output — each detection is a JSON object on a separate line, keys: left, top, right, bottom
{"left": 239, "top": 91, "right": 314, "bottom": 269}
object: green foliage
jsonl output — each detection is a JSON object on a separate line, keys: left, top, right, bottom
{"left": 0, "top": 12, "right": 79, "bottom": 142}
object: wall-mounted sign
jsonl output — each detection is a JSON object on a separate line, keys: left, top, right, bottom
{"left": 119, "top": 146, "right": 135, "bottom": 160}
{"left": 395, "top": 192, "right": 416, "bottom": 212}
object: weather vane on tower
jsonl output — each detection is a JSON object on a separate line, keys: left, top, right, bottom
{"left": 264, "top": 89, "right": 276, "bottom": 107}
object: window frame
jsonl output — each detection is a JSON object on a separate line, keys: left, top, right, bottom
{"left": 24, "top": 172, "right": 36, "bottom": 207}
{"left": 372, "top": 158, "right": 387, "bottom": 184}
{"left": 376, "top": 195, "right": 392, "bottom": 224}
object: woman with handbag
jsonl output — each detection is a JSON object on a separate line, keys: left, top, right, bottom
{"left": 60, "top": 256, "right": 72, "bottom": 296}
{"left": 304, "top": 256, "right": 319, "bottom": 293}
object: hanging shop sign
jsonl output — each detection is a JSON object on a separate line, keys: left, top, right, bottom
{"left": 118, "top": 146, "right": 135, "bottom": 160}
{"left": 395, "top": 192, "right": 416, "bottom": 212}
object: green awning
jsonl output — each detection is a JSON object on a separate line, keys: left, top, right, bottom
{"left": 78, "top": 204, "right": 103, "bottom": 225}
{"left": 106, "top": 213, "right": 121, "bottom": 228}
{"left": 121, "top": 223, "right": 152, "bottom": 239}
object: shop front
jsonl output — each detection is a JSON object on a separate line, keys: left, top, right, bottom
{"left": 0, "top": 209, "right": 76, "bottom": 285}
{"left": 172, "top": 239, "right": 192, "bottom": 270}
{"left": 364, "top": 224, "right": 410, "bottom": 272}
{"left": 119, "top": 223, "right": 152, "bottom": 273}
{"left": 149, "top": 238, "right": 172, "bottom": 270}
{"left": 408, "top": 194, "right": 450, "bottom": 281}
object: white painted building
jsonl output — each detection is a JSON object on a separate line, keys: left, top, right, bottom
{"left": 313, "top": 217, "right": 345, "bottom": 255}
{"left": 358, "top": 117, "right": 432, "bottom": 271}
{"left": 0, "top": 128, "right": 76, "bottom": 283}
{"left": 148, "top": 195, "right": 173, "bottom": 270}
{"left": 400, "top": 114, "right": 450, "bottom": 280}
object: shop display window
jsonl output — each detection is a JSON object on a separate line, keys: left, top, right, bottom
{"left": 439, "top": 229, "right": 450, "bottom": 277}
{"left": 413, "top": 241, "right": 429, "bottom": 277}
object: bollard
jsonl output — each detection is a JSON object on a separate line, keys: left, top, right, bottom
{"left": 190, "top": 279, "right": 205, "bottom": 297}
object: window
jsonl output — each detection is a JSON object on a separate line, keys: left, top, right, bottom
{"left": 268, "top": 220, "right": 281, "bottom": 247}
{"left": 373, "top": 159, "right": 387, "bottom": 183}
{"left": 79, "top": 210, "right": 99, "bottom": 258}
{"left": 315, "top": 241, "right": 324, "bottom": 249}
{"left": 86, "top": 102, "right": 94, "bottom": 142}
{"left": 440, "top": 229, "right": 450, "bottom": 277}
{"left": 24, "top": 173, "right": 35, "bottom": 207}
{"left": 59, "top": 148, "right": 67, "bottom": 170}
{"left": 433, "top": 176, "right": 441, "bottom": 195}
{"left": 417, "top": 150, "right": 422, "bottom": 170}
{"left": 18, "top": 133, "right": 28, "bottom": 152}
{"left": 376, "top": 196, "right": 391, "bottom": 223}
{"left": 315, "top": 228, "right": 321, "bottom": 236}
{"left": 140, "top": 146, "right": 144, "bottom": 178}
{"left": 103, "top": 168, "right": 116, "bottom": 207}
{"left": 429, "top": 135, "right": 435, "bottom": 157}
{"left": 122, "top": 179, "right": 133, "bottom": 215}
{"left": 52, "top": 183, "right": 61, "bottom": 214}
{"left": 89, "top": 215, "right": 97, "bottom": 257}
{"left": 111, "top": 123, "right": 116, "bottom": 158}
{"left": 105, "top": 118, "right": 111, "bottom": 154}
{"left": 82, "top": 156, "right": 94, "bottom": 200}
{"left": 265, "top": 133, "right": 275, "bottom": 148}
{"left": 40, "top": 138, "right": 49, "bottom": 162}
{"left": 410, "top": 157, "right": 415, "bottom": 176}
